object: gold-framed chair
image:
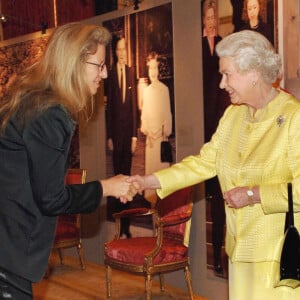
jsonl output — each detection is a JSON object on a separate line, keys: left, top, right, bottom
{"left": 52, "top": 168, "right": 87, "bottom": 270}
{"left": 104, "top": 186, "right": 194, "bottom": 300}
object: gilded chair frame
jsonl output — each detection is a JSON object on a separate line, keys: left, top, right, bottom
{"left": 104, "top": 187, "right": 194, "bottom": 300}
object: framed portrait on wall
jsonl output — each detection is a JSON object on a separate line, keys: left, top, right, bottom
{"left": 202, "top": 0, "right": 278, "bottom": 279}
{"left": 218, "top": 0, "right": 277, "bottom": 47}
{"left": 104, "top": 3, "right": 175, "bottom": 232}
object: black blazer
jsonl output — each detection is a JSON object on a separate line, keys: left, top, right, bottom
{"left": 0, "top": 105, "right": 102, "bottom": 282}
{"left": 106, "top": 64, "right": 138, "bottom": 142}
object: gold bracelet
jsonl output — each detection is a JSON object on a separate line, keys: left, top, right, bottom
{"left": 246, "top": 189, "right": 254, "bottom": 207}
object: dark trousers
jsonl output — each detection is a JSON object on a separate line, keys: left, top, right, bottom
{"left": 112, "top": 137, "right": 132, "bottom": 176}
{"left": 0, "top": 268, "right": 32, "bottom": 299}
{"left": 114, "top": 200, "right": 131, "bottom": 237}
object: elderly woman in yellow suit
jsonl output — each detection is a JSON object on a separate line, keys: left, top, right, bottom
{"left": 130, "top": 30, "right": 300, "bottom": 299}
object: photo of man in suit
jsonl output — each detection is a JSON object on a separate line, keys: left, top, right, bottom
{"left": 106, "top": 35, "right": 138, "bottom": 238}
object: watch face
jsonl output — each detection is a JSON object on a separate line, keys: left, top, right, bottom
{"left": 247, "top": 190, "right": 254, "bottom": 197}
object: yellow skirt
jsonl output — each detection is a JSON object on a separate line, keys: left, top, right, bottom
{"left": 229, "top": 260, "right": 300, "bottom": 300}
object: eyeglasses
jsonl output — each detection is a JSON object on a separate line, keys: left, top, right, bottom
{"left": 85, "top": 61, "right": 106, "bottom": 73}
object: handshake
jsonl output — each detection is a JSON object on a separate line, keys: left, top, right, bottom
{"left": 101, "top": 174, "right": 143, "bottom": 203}
{"left": 101, "top": 174, "right": 160, "bottom": 203}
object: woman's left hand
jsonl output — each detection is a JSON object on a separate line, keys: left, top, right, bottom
{"left": 223, "top": 186, "right": 260, "bottom": 208}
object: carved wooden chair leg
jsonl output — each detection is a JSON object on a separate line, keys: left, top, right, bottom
{"left": 145, "top": 274, "right": 153, "bottom": 300}
{"left": 159, "top": 274, "right": 165, "bottom": 292}
{"left": 184, "top": 265, "right": 194, "bottom": 300}
{"left": 105, "top": 265, "right": 112, "bottom": 298}
{"left": 77, "top": 243, "right": 85, "bottom": 270}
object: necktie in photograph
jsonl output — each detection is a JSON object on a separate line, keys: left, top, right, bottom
{"left": 120, "top": 67, "right": 125, "bottom": 102}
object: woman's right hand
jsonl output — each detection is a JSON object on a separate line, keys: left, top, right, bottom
{"left": 128, "top": 174, "right": 161, "bottom": 194}
{"left": 101, "top": 174, "right": 138, "bottom": 202}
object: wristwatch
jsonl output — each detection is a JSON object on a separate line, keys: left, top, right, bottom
{"left": 246, "top": 189, "right": 254, "bottom": 207}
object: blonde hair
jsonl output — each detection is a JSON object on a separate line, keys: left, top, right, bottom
{"left": 216, "top": 30, "right": 281, "bottom": 84}
{"left": 0, "top": 22, "right": 111, "bottom": 132}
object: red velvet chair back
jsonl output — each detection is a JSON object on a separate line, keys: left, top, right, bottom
{"left": 57, "top": 169, "right": 87, "bottom": 224}
{"left": 156, "top": 187, "right": 193, "bottom": 241}
{"left": 65, "top": 168, "right": 86, "bottom": 184}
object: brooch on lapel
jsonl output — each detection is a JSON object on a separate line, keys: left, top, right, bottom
{"left": 276, "top": 115, "right": 285, "bottom": 127}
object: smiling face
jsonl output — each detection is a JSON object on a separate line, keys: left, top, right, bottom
{"left": 84, "top": 44, "right": 107, "bottom": 95}
{"left": 219, "top": 56, "right": 257, "bottom": 106}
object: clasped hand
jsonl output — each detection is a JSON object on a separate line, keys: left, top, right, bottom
{"left": 105, "top": 174, "right": 158, "bottom": 204}
{"left": 104, "top": 174, "right": 141, "bottom": 203}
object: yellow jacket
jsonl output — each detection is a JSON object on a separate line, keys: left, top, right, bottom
{"left": 155, "top": 90, "right": 300, "bottom": 263}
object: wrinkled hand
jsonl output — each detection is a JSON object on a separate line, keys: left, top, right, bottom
{"left": 128, "top": 174, "right": 161, "bottom": 194}
{"left": 119, "top": 181, "right": 139, "bottom": 203}
{"left": 223, "top": 186, "right": 259, "bottom": 208}
{"left": 127, "top": 175, "right": 146, "bottom": 195}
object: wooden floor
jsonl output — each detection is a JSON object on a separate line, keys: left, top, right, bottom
{"left": 33, "top": 255, "right": 208, "bottom": 300}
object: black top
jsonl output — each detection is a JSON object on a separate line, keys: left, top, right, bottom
{"left": 0, "top": 105, "right": 102, "bottom": 282}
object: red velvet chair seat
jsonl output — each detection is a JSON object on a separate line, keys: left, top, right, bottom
{"left": 104, "top": 187, "right": 194, "bottom": 299}
{"left": 105, "top": 237, "right": 188, "bottom": 265}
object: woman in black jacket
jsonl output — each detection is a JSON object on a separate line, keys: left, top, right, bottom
{"left": 0, "top": 22, "right": 136, "bottom": 299}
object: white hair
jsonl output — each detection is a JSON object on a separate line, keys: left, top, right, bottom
{"left": 216, "top": 30, "right": 282, "bottom": 84}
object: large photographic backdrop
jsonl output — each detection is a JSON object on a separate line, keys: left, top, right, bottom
{"left": 104, "top": 3, "right": 175, "bottom": 229}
